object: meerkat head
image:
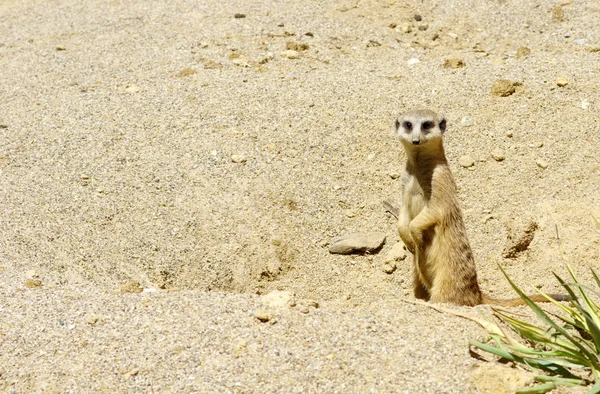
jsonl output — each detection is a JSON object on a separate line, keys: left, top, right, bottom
{"left": 395, "top": 109, "right": 447, "bottom": 147}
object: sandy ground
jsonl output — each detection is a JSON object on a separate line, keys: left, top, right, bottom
{"left": 1, "top": 0, "right": 600, "bottom": 392}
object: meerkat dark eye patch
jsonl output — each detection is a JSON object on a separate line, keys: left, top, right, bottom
{"left": 422, "top": 121, "right": 434, "bottom": 130}
{"left": 395, "top": 119, "right": 400, "bottom": 130}
{"left": 402, "top": 121, "right": 413, "bottom": 130}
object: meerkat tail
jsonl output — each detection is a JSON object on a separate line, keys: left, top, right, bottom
{"left": 382, "top": 199, "right": 400, "bottom": 219}
{"left": 482, "top": 293, "right": 570, "bottom": 307}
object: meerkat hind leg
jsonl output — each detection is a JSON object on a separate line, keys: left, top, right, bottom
{"left": 413, "top": 267, "right": 430, "bottom": 300}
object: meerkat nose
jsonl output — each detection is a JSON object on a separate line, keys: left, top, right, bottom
{"left": 412, "top": 140, "right": 420, "bottom": 145}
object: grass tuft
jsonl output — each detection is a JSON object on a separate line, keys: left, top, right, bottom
{"left": 470, "top": 265, "right": 600, "bottom": 394}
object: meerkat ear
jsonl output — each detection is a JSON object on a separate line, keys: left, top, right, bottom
{"left": 439, "top": 118, "right": 447, "bottom": 134}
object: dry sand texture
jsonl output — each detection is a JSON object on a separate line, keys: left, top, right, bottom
{"left": 1, "top": 0, "right": 600, "bottom": 392}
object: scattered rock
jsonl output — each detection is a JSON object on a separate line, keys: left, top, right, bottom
{"left": 413, "top": 14, "right": 422, "bottom": 21}
{"left": 443, "top": 58, "right": 465, "bottom": 69}
{"left": 491, "top": 149, "right": 505, "bottom": 161}
{"left": 55, "top": 46, "right": 66, "bottom": 51}
{"left": 176, "top": 68, "right": 197, "bottom": 77}
{"left": 551, "top": 5, "right": 564, "bottom": 22}
{"left": 389, "top": 171, "right": 401, "bottom": 179}
{"left": 261, "top": 290, "right": 295, "bottom": 309}
{"left": 382, "top": 261, "right": 396, "bottom": 274}
{"left": 581, "top": 99, "right": 590, "bottom": 110}
{"left": 536, "top": 159, "right": 549, "bottom": 169}
{"left": 556, "top": 77, "right": 568, "bottom": 87}
{"left": 417, "top": 25, "right": 428, "bottom": 31}
{"left": 298, "top": 305, "right": 310, "bottom": 314}
{"left": 460, "top": 116, "right": 473, "bottom": 127}
{"left": 203, "top": 60, "right": 223, "bottom": 69}
{"left": 383, "top": 242, "right": 407, "bottom": 263}
{"left": 407, "top": 58, "right": 420, "bottom": 66}
{"left": 505, "top": 131, "right": 513, "bottom": 138}
{"left": 516, "top": 46, "right": 531, "bottom": 58}
{"left": 470, "top": 363, "right": 535, "bottom": 394}
{"left": 399, "top": 23, "right": 412, "bottom": 33}
{"left": 24, "top": 279, "right": 42, "bottom": 288}
{"left": 231, "top": 56, "right": 250, "bottom": 67}
{"left": 254, "top": 309, "right": 274, "bottom": 322}
{"left": 300, "top": 299, "right": 319, "bottom": 308}
{"left": 344, "top": 209, "right": 356, "bottom": 218}
{"left": 491, "top": 80, "right": 520, "bottom": 97}
{"left": 329, "top": 232, "right": 386, "bottom": 254}
{"left": 232, "top": 339, "right": 248, "bottom": 357}
{"left": 120, "top": 281, "right": 143, "bottom": 293}
{"left": 125, "top": 84, "right": 140, "bottom": 94}
{"left": 259, "top": 53, "right": 274, "bottom": 64}
{"left": 502, "top": 218, "right": 538, "bottom": 258}
{"left": 281, "top": 50, "right": 300, "bottom": 59}
{"left": 234, "top": 13, "right": 246, "bottom": 19}
{"left": 458, "top": 155, "right": 475, "bottom": 168}
{"left": 286, "top": 41, "right": 309, "bottom": 51}
{"left": 366, "top": 40, "right": 381, "bottom": 47}
{"left": 230, "top": 154, "right": 247, "bottom": 163}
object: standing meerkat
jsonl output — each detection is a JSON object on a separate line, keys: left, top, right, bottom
{"left": 387, "top": 109, "right": 566, "bottom": 306}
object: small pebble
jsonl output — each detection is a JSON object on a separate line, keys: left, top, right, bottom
{"left": 551, "top": 5, "right": 564, "bottom": 21}
{"left": 301, "top": 299, "right": 319, "bottom": 308}
{"left": 556, "top": 77, "right": 568, "bottom": 87}
{"left": 176, "top": 68, "right": 197, "bottom": 77}
{"left": 581, "top": 99, "right": 590, "bottom": 110}
{"left": 413, "top": 14, "right": 422, "bottom": 21}
{"left": 344, "top": 209, "right": 356, "bottom": 218}
{"left": 125, "top": 84, "right": 140, "bottom": 94}
{"left": 417, "top": 25, "right": 428, "bottom": 31}
{"left": 261, "top": 290, "right": 295, "bottom": 309}
{"left": 505, "top": 131, "right": 513, "bottom": 138}
{"left": 286, "top": 41, "right": 309, "bottom": 51}
{"left": 299, "top": 305, "right": 310, "bottom": 314}
{"left": 382, "top": 262, "right": 397, "bottom": 274}
{"left": 516, "top": 46, "right": 531, "bottom": 58}
{"left": 120, "top": 281, "right": 143, "bottom": 293}
{"left": 281, "top": 50, "right": 300, "bottom": 59}
{"left": 407, "top": 58, "right": 420, "bottom": 66}
{"left": 383, "top": 242, "right": 407, "bottom": 263}
{"left": 234, "top": 13, "right": 246, "bottom": 19}
{"left": 399, "top": 23, "right": 412, "bottom": 33}
{"left": 24, "top": 279, "right": 42, "bottom": 288}
{"left": 389, "top": 171, "right": 401, "bottom": 179}
{"left": 460, "top": 116, "right": 473, "bottom": 127}
{"left": 491, "top": 149, "right": 505, "bottom": 161}
{"left": 443, "top": 58, "right": 465, "bottom": 69}
{"left": 459, "top": 155, "right": 475, "bottom": 168}
{"left": 329, "top": 232, "right": 386, "bottom": 254}
{"left": 536, "top": 159, "right": 549, "bottom": 169}
{"left": 491, "top": 79, "right": 518, "bottom": 97}
{"left": 230, "top": 154, "right": 247, "bottom": 163}
{"left": 254, "top": 310, "right": 274, "bottom": 322}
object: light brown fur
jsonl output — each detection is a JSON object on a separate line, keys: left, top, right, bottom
{"left": 392, "top": 109, "right": 566, "bottom": 307}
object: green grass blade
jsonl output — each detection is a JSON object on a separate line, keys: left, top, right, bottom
{"left": 583, "top": 310, "right": 600, "bottom": 354}
{"left": 534, "top": 375, "right": 586, "bottom": 386}
{"left": 516, "top": 382, "right": 555, "bottom": 394}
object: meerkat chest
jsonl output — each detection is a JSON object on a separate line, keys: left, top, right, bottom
{"left": 402, "top": 174, "right": 426, "bottom": 220}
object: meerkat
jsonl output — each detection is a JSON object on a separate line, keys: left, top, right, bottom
{"left": 387, "top": 109, "right": 567, "bottom": 307}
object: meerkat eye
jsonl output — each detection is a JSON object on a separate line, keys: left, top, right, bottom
{"left": 422, "top": 121, "right": 434, "bottom": 130}
{"left": 402, "top": 121, "right": 413, "bottom": 130}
